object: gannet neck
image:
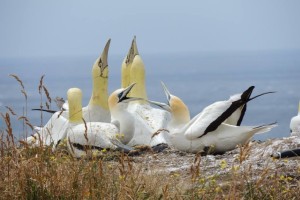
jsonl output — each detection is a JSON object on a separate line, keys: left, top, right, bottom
{"left": 89, "top": 62, "right": 109, "bottom": 109}
{"left": 88, "top": 40, "right": 110, "bottom": 110}
{"left": 68, "top": 88, "right": 83, "bottom": 123}
{"left": 113, "top": 107, "right": 135, "bottom": 143}
{"left": 169, "top": 96, "right": 190, "bottom": 127}
{"left": 121, "top": 58, "right": 131, "bottom": 88}
{"left": 130, "top": 55, "right": 148, "bottom": 101}
{"left": 108, "top": 85, "right": 137, "bottom": 143}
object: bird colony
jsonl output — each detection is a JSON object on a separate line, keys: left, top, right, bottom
{"left": 24, "top": 37, "right": 300, "bottom": 158}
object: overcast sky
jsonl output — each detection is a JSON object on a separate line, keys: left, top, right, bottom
{"left": 1, "top": 0, "right": 300, "bottom": 58}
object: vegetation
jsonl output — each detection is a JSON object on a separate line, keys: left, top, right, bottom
{"left": 0, "top": 74, "right": 299, "bottom": 199}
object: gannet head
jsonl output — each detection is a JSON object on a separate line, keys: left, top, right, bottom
{"left": 92, "top": 38, "right": 111, "bottom": 78}
{"left": 89, "top": 39, "right": 111, "bottom": 109}
{"left": 148, "top": 82, "right": 190, "bottom": 125}
{"left": 121, "top": 36, "right": 138, "bottom": 88}
{"left": 108, "top": 83, "right": 142, "bottom": 111}
{"left": 126, "top": 36, "right": 139, "bottom": 65}
{"left": 67, "top": 88, "right": 83, "bottom": 123}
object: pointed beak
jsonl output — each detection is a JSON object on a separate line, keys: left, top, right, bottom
{"left": 161, "top": 81, "right": 171, "bottom": 104}
{"left": 132, "top": 36, "right": 139, "bottom": 56}
{"left": 125, "top": 36, "right": 139, "bottom": 65}
{"left": 118, "top": 83, "right": 143, "bottom": 103}
{"left": 98, "top": 38, "right": 111, "bottom": 70}
{"left": 146, "top": 100, "right": 171, "bottom": 112}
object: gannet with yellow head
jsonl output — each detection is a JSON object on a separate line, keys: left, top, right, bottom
{"left": 67, "top": 83, "right": 138, "bottom": 158}
{"left": 83, "top": 38, "right": 111, "bottom": 122}
{"left": 25, "top": 39, "right": 112, "bottom": 148}
{"left": 122, "top": 37, "right": 170, "bottom": 148}
{"left": 290, "top": 101, "right": 300, "bottom": 136}
{"left": 148, "top": 82, "right": 277, "bottom": 154}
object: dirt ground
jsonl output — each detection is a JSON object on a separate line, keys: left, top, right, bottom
{"left": 128, "top": 136, "right": 300, "bottom": 181}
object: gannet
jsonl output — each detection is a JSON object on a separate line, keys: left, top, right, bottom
{"left": 290, "top": 101, "right": 300, "bottom": 136}
{"left": 148, "top": 83, "right": 277, "bottom": 154}
{"left": 24, "top": 112, "right": 69, "bottom": 149}
{"left": 25, "top": 39, "right": 112, "bottom": 148}
{"left": 272, "top": 148, "right": 300, "bottom": 158}
{"left": 67, "top": 83, "right": 139, "bottom": 158}
{"left": 121, "top": 37, "right": 170, "bottom": 148}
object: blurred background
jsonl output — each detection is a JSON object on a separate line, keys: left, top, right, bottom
{"left": 0, "top": 0, "right": 299, "bottom": 140}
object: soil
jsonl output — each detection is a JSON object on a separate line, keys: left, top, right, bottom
{"left": 128, "top": 136, "right": 300, "bottom": 181}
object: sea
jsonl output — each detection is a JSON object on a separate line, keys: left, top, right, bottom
{"left": 0, "top": 50, "right": 299, "bottom": 141}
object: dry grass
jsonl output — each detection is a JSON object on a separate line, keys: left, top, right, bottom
{"left": 1, "top": 75, "right": 300, "bottom": 199}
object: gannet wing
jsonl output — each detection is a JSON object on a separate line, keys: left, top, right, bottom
{"left": 184, "top": 101, "right": 232, "bottom": 139}
{"left": 184, "top": 86, "right": 257, "bottom": 140}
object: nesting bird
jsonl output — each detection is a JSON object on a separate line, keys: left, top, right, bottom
{"left": 25, "top": 39, "right": 112, "bottom": 149}
{"left": 148, "top": 82, "right": 277, "bottom": 154}
{"left": 67, "top": 83, "right": 139, "bottom": 158}
{"left": 122, "top": 37, "right": 170, "bottom": 148}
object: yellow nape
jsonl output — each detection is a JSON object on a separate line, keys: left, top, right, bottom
{"left": 89, "top": 62, "right": 109, "bottom": 109}
{"left": 298, "top": 101, "right": 300, "bottom": 114}
{"left": 88, "top": 39, "right": 110, "bottom": 110}
{"left": 129, "top": 55, "right": 148, "bottom": 101}
{"left": 68, "top": 88, "right": 83, "bottom": 123}
{"left": 170, "top": 96, "right": 190, "bottom": 124}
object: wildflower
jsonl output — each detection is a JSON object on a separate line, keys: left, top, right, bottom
{"left": 115, "top": 133, "right": 125, "bottom": 139}
{"left": 232, "top": 165, "right": 240, "bottom": 171}
{"left": 50, "top": 156, "right": 56, "bottom": 161}
{"left": 215, "top": 186, "right": 222, "bottom": 193}
{"left": 199, "top": 178, "right": 205, "bottom": 184}
{"left": 220, "top": 160, "right": 227, "bottom": 169}
{"left": 279, "top": 175, "right": 285, "bottom": 181}
{"left": 102, "top": 148, "right": 107, "bottom": 153}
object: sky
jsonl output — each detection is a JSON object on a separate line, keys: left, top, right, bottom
{"left": 0, "top": 0, "right": 300, "bottom": 58}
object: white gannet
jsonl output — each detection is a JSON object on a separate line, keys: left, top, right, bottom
{"left": 122, "top": 37, "right": 170, "bottom": 148}
{"left": 290, "top": 101, "right": 300, "bottom": 136}
{"left": 83, "top": 38, "right": 111, "bottom": 122}
{"left": 24, "top": 112, "right": 69, "bottom": 149}
{"left": 67, "top": 83, "right": 139, "bottom": 158}
{"left": 148, "top": 83, "right": 277, "bottom": 154}
{"left": 25, "top": 39, "right": 112, "bottom": 148}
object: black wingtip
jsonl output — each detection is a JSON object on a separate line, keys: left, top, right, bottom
{"left": 241, "top": 86, "right": 255, "bottom": 101}
{"left": 248, "top": 91, "right": 276, "bottom": 102}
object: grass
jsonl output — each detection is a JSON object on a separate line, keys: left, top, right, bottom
{"left": 0, "top": 74, "right": 300, "bottom": 199}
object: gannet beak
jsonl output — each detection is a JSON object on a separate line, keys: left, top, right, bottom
{"left": 125, "top": 36, "right": 139, "bottom": 65}
{"left": 147, "top": 100, "right": 172, "bottom": 112}
{"left": 161, "top": 81, "right": 171, "bottom": 103}
{"left": 132, "top": 36, "right": 139, "bottom": 56}
{"left": 118, "top": 83, "right": 143, "bottom": 103}
{"left": 98, "top": 38, "right": 111, "bottom": 71}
